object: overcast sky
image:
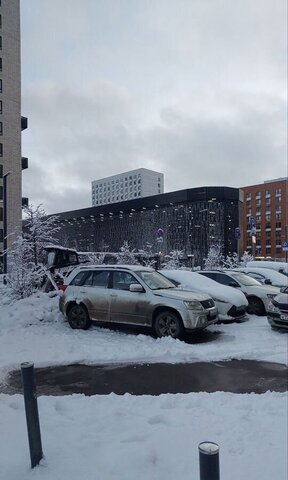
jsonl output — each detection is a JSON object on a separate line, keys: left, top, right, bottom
{"left": 21, "top": 0, "right": 287, "bottom": 214}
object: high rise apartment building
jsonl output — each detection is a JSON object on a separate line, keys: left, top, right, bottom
{"left": 241, "top": 178, "right": 288, "bottom": 259}
{"left": 92, "top": 168, "right": 164, "bottom": 207}
{"left": 0, "top": 0, "right": 28, "bottom": 262}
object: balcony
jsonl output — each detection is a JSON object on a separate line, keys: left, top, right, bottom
{"left": 21, "top": 116, "right": 28, "bottom": 131}
{"left": 21, "top": 157, "right": 28, "bottom": 170}
{"left": 22, "top": 197, "right": 29, "bottom": 207}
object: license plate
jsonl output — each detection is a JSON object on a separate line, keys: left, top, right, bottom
{"left": 280, "top": 313, "right": 288, "bottom": 321}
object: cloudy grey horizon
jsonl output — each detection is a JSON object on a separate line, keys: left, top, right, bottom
{"left": 21, "top": 0, "right": 287, "bottom": 215}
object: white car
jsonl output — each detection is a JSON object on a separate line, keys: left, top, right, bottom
{"left": 246, "top": 261, "right": 288, "bottom": 277}
{"left": 267, "top": 287, "right": 288, "bottom": 330}
{"left": 233, "top": 267, "right": 288, "bottom": 289}
{"left": 198, "top": 270, "right": 280, "bottom": 316}
{"left": 160, "top": 269, "right": 248, "bottom": 322}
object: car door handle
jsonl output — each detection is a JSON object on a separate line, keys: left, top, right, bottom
{"left": 110, "top": 293, "right": 117, "bottom": 297}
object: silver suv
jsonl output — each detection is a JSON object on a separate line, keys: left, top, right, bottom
{"left": 59, "top": 265, "right": 218, "bottom": 339}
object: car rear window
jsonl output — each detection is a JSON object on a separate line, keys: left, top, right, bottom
{"left": 70, "top": 271, "right": 91, "bottom": 286}
{"left": 70, "top": 270, "right": 110, "bottom": 288}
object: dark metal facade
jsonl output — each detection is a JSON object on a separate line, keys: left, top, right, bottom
{"left": 52, "top": 186, "right": 242, "bottom": 267}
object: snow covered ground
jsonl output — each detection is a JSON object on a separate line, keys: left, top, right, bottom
{"left": 0, "top": 289, "right": 287, "bottom": 479}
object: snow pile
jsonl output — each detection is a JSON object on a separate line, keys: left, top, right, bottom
{"left": 0, "top": 290, "right": 287, "bottom": 480}
{"left": 1, "top": 391, "right": 287, "bottom": 480}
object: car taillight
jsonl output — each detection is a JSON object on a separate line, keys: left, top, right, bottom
{"left": 59, "top": 284, "right": 68, "bottom": 292}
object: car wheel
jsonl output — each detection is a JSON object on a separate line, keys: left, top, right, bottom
{"left": 67, "top": 304, "right": 91, "bottom": 330}
{"left": 247, "top": 297, "right": 265, "bottom": 316}
{"left": 154, "top": 310, "right": 184, "bottom": 339}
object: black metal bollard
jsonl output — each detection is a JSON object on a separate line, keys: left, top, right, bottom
{"left": 198, "top": 442, "right": 220, "bottom": 480}
{"left": 21, "top": 362, "right": 43, "bottom": 468}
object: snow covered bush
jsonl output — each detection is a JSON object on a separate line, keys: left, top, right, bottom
{"left": 241, "top": 251, "right": 254, "bottom": 266}
{"left": 162, "top": 250, "right": 184, "bottom": 270}
{"left": 224, "top": 252, "right": 240, "bottom": 269}
{"left": 138, "top": 245, "right": 157, "bottom": 268}
{"left": 116, "top": 241, "right": 139, "bottom": 265}
{"left": 6, "top": 235, "right": 46, "bottom": 299}
{"left": 86, "top": 252, "right": 106, "bottom": 265}
{"left": 203, "top": 244, "right": 224, "bottom": 270}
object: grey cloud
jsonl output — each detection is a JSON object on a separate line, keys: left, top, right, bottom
{"left": 21, "top": 0, "right": 287, "bottom": 214}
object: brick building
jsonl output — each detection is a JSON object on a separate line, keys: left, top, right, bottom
{"left": 241, "top": 178, "right": 288, "bottom": 259}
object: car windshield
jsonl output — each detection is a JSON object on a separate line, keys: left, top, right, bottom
{"left": 137, "top": 270, "right": 176, "bottom": 290}
{"left": 228, "top": 271, "right": 262, "bottom": 286}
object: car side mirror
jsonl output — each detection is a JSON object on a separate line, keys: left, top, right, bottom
{"left": 264, "top": 279, "right": 272, "bottom": 285}
{"left": 129, "top": 283, "right": 144, "bottom": 293}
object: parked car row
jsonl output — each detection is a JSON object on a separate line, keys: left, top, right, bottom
{"left": 197, "top": 270, "right": 280, "bottom": 316}
{"left": 159, "top": 270, "right": 248, "bottom": 322}
{"left": 58, "top": 263, "right": 287, "bottom": 338}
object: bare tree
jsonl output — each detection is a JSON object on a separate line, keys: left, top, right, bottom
{"left": 23, "top": 204, "right": 61, "bottom": 265}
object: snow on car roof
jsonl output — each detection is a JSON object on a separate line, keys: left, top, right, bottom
{"left": 161, "top": 269, "right": 247, "bottom": 305}
{"left": 234, "top": 267, "right": 288, "bottom": 285}
{"left": 73, "top": 264, "right": 154, "bottom": 272}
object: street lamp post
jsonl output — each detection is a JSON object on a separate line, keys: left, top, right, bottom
{"left": 3, "top": 172, "right": 11, "bottom": 277}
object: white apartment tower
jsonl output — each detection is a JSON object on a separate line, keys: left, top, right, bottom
{"left": 0, "top": 0, "right": 28, "bottom": 265}
{"left": 92, "top": 168, "right": 164, "bottom": 206}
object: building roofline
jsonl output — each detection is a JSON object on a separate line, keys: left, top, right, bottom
{"left": 51, "top": 186, "right": 241, "bottom": 221}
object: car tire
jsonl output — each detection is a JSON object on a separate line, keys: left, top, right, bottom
{"left": 247, "top": 297, "right": 265, "bottom": 316}
{"left": 67, "top": 304, "right": 91, "bottom": 330}
{"left": 154, "top": 310, "right": 184, "bottom": 339}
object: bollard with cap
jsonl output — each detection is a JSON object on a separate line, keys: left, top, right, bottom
{"left": 198, "top": 441, "right": 220, "bottom": 480}
{"left": 21, "top": 362, "right": 43, "bottom": 468}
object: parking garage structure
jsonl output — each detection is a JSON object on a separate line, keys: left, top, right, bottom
{"left": 50, "top": 186, "right": 243, "bottom": 268}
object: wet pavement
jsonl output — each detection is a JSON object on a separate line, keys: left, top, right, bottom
{"left": 1, "top": 360, "right": 287, "bottom": 396}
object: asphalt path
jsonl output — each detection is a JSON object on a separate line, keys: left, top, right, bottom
{"left": 2, "top": 360, "right": 288, "bottom": 396}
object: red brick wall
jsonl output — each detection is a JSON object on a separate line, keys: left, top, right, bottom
{"left": 241, "top": 179, "right": 288, "bottom": 259}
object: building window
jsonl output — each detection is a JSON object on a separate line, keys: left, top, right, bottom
{"left": 0, "top": 142, "right": 2, "bottom": 156}
{"left": 0, "top": 229, "right": 3, "bottom": 243}
{"left": 0, "top": 101, "right": 2, "bottom": 113}
{"left": 0, "top": 15, "right": 2, "bottom": 29}
{"left": 276, "top": 188, "right": 282, "bottom": 196}
{"left": 0, "top": 163, "right": 2, "bottom": 177}
{"left": 0, "top": 207, "right": 2, "bottom": 221}
{"left": 0, "top": 185, "right": 3, "bottom": 200}
{"left": 0, "top": 79, "right": 2, "bottom": 93}
{"left": 0, "top": 36, "right": 2, "bottom": 50}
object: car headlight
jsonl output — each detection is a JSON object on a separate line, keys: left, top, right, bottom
{"left": 267, "top": 301, "right": 280, "bottom": 314}
{"left": 183, "top": 300, "right": 203, "bottom": 310}
{"left": 267, "top": 294, "right": 277, "bottom": 299}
